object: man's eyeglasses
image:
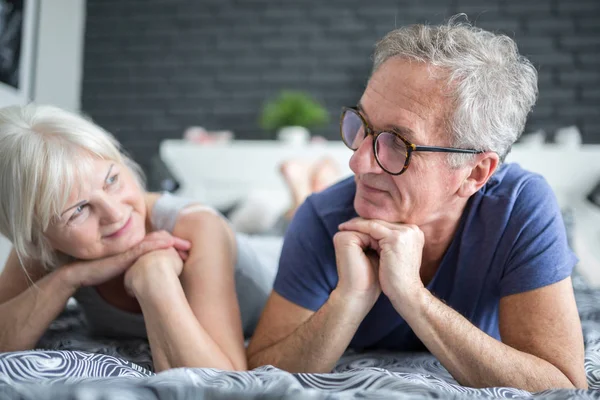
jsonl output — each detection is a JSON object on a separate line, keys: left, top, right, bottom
{"left": 340, "top": 107, "right": 484, "bottom": 176}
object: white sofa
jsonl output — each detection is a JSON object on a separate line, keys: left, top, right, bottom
{"left": 160, "top": 139, "right": 600, "bottom": 286}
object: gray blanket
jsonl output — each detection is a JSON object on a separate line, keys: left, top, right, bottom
{"left": 1, "top": 272, "right": 599, "bottom": 399}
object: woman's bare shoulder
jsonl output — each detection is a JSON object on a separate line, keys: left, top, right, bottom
{"left": 175, "top": 203, "right": 232, "bottom": 241}
{"left": 144, "top": 192, "right": 162, "bottom": 214}
{"left": 144, "top": 192, "right": 221, "bottom": 234}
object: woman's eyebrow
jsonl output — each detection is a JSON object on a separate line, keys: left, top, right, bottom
{"left": 60, "top": 164, "right": 115, "bottom": 216}
{"left": 104, "top": 164, "right": 114, "bottom": 182}
{"left": 61, "top": 200, "right": 87, "bottom": 216}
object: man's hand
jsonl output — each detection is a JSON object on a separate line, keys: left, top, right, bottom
{"left": 338, "top": 218, "right": 425, "bottom": 308}
{"left": 332, "top": 228, "right": 381, "bottom": 310}
{"left": 63, "top": 230, "right": 191, "bottom": 290}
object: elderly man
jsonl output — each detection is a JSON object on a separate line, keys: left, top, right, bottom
{"left": 247, "top": 19, "right": 587, "bottom": 391}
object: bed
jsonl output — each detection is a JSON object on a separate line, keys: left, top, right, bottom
{"left": 1, "top": 140, "right": 600, "bottom": 399}
{"left": 0, "top": 270, "right": 599, "bottom": 399}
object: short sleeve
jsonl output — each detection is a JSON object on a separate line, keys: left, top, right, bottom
{"left": 499, "top": 176, "right": 578, "bottom": 297}
{"left": 273, "top": 198, "right": 338, "bottom": 311}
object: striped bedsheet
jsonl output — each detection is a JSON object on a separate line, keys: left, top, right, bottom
{"left": 1, "top": 272, "right": 599, "bottom": 399}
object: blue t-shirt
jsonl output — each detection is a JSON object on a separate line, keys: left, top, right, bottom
{"left": 273, "top": 163, "right": 577, "bottom": 351}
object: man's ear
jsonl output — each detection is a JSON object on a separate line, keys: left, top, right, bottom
{"left": 458, "top": 152, "right": 500, "bottom": 198}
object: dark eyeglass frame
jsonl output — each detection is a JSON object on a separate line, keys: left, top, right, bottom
{"left": 340, "top": 106, "right": 485, "bottom": 175}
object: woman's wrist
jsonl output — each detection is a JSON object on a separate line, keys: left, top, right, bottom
{"left": 126, "top": 261, "right": 180, "bottom": 299}
{"left": 48, "top": 265, "right": 81, "bottom": 297}
{"left": 59, "top": 264, "right": 85, "bottom": 293}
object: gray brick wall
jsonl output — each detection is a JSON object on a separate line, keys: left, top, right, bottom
{"left": 82, "top": 0, "right": 600, "bottom": 173}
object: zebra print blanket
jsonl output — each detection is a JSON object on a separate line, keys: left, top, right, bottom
{"left": 1, "top": 273, "right": 599, "bottom": 399}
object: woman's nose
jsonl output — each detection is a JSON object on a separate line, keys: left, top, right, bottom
{"left": 99, "top": 196, "right": 124, "bottom": 224}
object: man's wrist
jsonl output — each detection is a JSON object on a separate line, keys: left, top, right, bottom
{"left": 329, "top": 288, "right": 376, "bottom": 323}
{"left": 389, "top": 285, "right": 431, "bottom": 321}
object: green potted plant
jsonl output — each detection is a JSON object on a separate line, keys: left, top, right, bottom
{"left": 260, "top": 91, "right": 329, "bottom": 144}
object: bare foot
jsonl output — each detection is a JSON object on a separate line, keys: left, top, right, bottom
{"left": 310, "top": 157, "right": 341, "bottom": 192}
{"left": 280, "top": 159, "right": 313, "bottom": 219}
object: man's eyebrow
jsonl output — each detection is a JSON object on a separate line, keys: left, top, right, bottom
{"left": 60, "top": 164, "right": 114, "bottom": 217}
{"left": 356, "top": 102, "right": 417, "bottom": 141}
{"left": 389, "top": 125, "right": 417, "bottom": 141}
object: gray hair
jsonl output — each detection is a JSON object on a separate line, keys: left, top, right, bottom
{"left": 0, "top": 104, "right": 144, "bottom": 269}
{"left": 372, "top": 15, "right": 538, "bottom": 166}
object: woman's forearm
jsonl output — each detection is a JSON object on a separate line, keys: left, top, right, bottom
{"left": 0, "top": 268, "right": 77, "bottom": 351}
{"left": 130, "top": 266, "right": 239, "bottom": 371}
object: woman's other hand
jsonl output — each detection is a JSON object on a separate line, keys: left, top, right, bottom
{"left": 63, "top": 230, "right": 190, "bottom": 290}
{"left": 123, "top": 247, "right": 185, "bottom": 297}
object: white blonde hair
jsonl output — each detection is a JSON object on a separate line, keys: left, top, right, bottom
{"left": 372, "top": 15, "right": 538, "bottom": 166}
{"left": 0, "top": 104, "right": 144, "bottom": 269}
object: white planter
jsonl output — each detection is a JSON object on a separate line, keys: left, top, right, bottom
{"left": 277, "top": 126, "right": 310, "bottom": 145}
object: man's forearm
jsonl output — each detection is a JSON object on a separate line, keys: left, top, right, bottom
{"left": 396, "top": 290, "right": 577, "bottom": 391}
{"left": 0, "top": 269, "right": 76, "bottom": 351}
{"left": 248, "top": 290, "right": 369, "bottom": 373}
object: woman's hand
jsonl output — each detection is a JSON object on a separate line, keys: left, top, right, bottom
{"left": 63, "top": 230, "right": 191, "bottom": 290}
{"left": 123, "top": 247, "right": 185, "bottom": 298}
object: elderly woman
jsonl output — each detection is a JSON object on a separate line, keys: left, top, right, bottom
{"left": 0, "top": 104, "right": 309, "bottom": 372}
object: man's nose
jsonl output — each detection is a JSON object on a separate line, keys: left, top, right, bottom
{"left": 349, "top": 134, "right": 383, "bottom": 175}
